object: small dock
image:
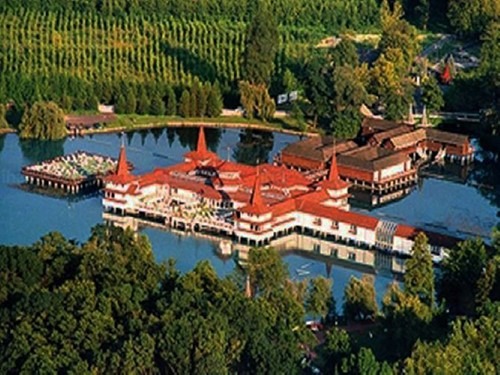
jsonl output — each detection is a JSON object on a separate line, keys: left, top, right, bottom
{"left": 21, "top": 151, "right": 120, "bottom": 194}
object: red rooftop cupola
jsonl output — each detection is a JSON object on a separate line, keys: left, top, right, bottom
{"left": 184, "top": 126, "right": 219, "bottom": 164}
{"left": 250, "top": 168, "right": 264, "bottom": 208}
{"left": 440, "top": 63, "right": 452, "bottom": 85}
{"left": 328, "top": 149, "right": 340, "bottom": 181}
{"left": 240, "top": 166, "right": 270, "bottom": 215}
{"left": 197, "top": 126, "right": 208, "bottom": 155}
{"left": 116, "top": 142, "right": 129, "bottom": 177}
{"left": 319, "top": 143, "right": 350, "bottom": 191}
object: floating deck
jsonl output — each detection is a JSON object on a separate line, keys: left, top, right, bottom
{"left": 21, "top": 151, "right": 122, "bottom": 194}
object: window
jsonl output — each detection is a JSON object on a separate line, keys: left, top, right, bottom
{"left": 348, "top": 252, "right": 356, "bottom": 261}
{"left": 313, "top": 218, "right": 322, "bottom": 226}
{"left": 313, "top": 244, "right": 321, "bottom": 253}
{"left": 349, "top": 224, "right": 357, "bottom": 234}
{"left": 331, "top": 248, "right": 338, "bottom": 258}
{"left": 331, "top": 221, "right": 339, "bottom": 230}
{"left": 431, "top": 245, "right": 441, "bottom": 256}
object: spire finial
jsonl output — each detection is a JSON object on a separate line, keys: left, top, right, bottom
{"left": 116, "top": 140, "right": 129, "bottom": 177}
{"left": 329, "top": 139, "right": 340, "bottom": 182}
{"left": 197, "top": 126, "right": 207, "bottom": 154}
{"left": 250, "top": 166, "right": 264, "bottom": 208}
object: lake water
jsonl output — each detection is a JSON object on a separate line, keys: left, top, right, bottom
{"left": 1, "top": 128, "right": 499, "bottom": 305}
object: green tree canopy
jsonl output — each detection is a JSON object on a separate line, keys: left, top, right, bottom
{"left": 404, "top": 232, "right": 435, "bottom": 307}
{"left": 242, "top": 0, "right": 279, "bottom": 86}
{"left": 438, "top": 238, "right": 491, "bottom": 316}
{"left": 306, "top": 276, "right": 333, "bottom": 320}
{"left": 19, "top": 101, "right": 66, "bottom": 140}
{"left": 405, "top": 309, "right": 500, "bottom": 374}
{"left": 179, "top": 89, "right": 192, "bottom": 118}
{"left": 343, "top": 275, "right": 378, "bottom": 321}
{"left": 421, "top": 75, "right": 444, "bottom": 113}
{"left": 206, "top": 83, "right": 223, "bottom": 118}
{"left": 0, "top": 104, "right": 9, "bottom": 129}
{"left": 448, "top": 0, "right": 499, "bottom": 36}
{"left": 165, "top": 86, "right": 177, "bottom": 116}
{"left": 247, "top": 247, "right": 288, "bottom": 297}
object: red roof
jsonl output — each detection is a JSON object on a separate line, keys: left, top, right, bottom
{"left": 197, "top": 126, "right": 208, "bottom": 154}
{"left": 184, "top": 127, "right": 219, "bottom": 163}
{"left": 395, "top": 224, "right": 459, "bottom": 249}
{"left": 319, "top": 152, "right": 350, "bottom": 190}
{"left": 269, "top": 198, "right": 297, "bottom": 216}
{"left": 297, "top": 199, "right": 379, "bottom": 230}
{"left": 105, "top": 144, "right": 136, "bottom": 184}
{"left": 240, "top": 168, "right": 271, "bottom": 215}
{"left": 441, "top": 63, "right": 452, "bottom": 84}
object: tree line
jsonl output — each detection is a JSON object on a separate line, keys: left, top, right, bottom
{"left": 0, "top": 223, "right": 498, "bottom": 373}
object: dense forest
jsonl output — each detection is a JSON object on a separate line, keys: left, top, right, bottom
{"left": 0, "top": 225, "right": 498, "bottom": 373}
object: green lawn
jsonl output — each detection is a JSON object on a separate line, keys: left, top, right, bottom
{"left": 100, "top": 114, "right": 311, "bottom": 135}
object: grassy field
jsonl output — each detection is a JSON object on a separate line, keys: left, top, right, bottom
{"left": 91, "top": 114, "right": 313, "bottom": 136}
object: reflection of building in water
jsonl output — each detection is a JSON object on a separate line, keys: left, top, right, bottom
{"left": 350, "top": 186, "right": 415, "bottom": 208}
{"left": 103, "top": 211, "right": 408, "bottom": 274}
{"left": 102, "top": 127, "right": 460, "bottom": 264}
{"left": 419, "top": 161, "right": 471, "bottom": 184}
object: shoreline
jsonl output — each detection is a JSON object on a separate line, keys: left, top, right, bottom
{"left": 79, "top": 119, "right": 319, "bottom": 137}
{"left": 0, "top": 128, "right": 16, "bottom": 135}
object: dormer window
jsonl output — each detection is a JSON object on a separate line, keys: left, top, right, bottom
{"left": 349, "top": 224, "right": 357, "bottom": 234}
{"left": 313, "top": 218, "right": 322, "bottom": 226}
{"left": 331, "top": 221, "right": 339, "bottom": 230}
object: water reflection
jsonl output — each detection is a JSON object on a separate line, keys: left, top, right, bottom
{"left": 166, "top": 127, "right": 175, "bottom": 147}
{"left": 18, "top": 138, "right": 65, "bottom": 163}
{"left": 468, "top": 141, "right": 500, "bottom": 216}
{"left": 139, "top": 129, "right": 149, "bottom": 146}
{"left": 233, "top": 129, "right": 274, "bottom": 165}
{"left": 0, "top": 135, "right": 5, "bottom": 154}
{"left": 150, "top": 127, "right": 164, "bottom": 143}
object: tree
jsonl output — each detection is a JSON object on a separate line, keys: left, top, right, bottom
{"left": 421, "top": 76, "right": 444, "bottom": 113}
{"left": 0, "top": 104, "right": 9, "bottom": 129}
{"left": 404, "top": 232, "right": 435, "bottom": 307}
{"left": 329, "top": 37, "right": 359, "bottom": 68}
{"left": 323, "top": 328, "right": 352, "bottom": 372}
{"left": 301, "top": 52, "right": 331, "bottom": 128}
{"left": 149, "top": 95, "right": 166, "bottom": 116}
{"left": 239, "top": 81, "right": 275, "bottom": 121}
{"left": 247, "top": 247, "right": 288, "bottom": 297}
{"left": 206, "top": 83, "right": 223, "bottom": 118}
{"left": 438, "top": 238, "right": 490, "bottom": 315}
{"left": 448, "top": 0, "right": 499, "bottom": 36}
{"left": 306, "top": 276, "right": 333, "bottom": 320}
{"left": 165, "top": 86, "right": 177, "bottom": 116}
{"left": 405, "top": 312, "right": 499, "bottom": 373}
{"left": 379, "top": 1, "right": 420, "bottom": 73}
{"left": 242, "top": 0, "right": 279, "bottom": 86}
{"left": 199, "top": 83, "right": 210, "bottom": 117}
{"left": 371, "top": 51, "right": 414, "bottom": 120}
{"left": 331, "top": 64, "right": 372, "bottom": 138}
{"left": 381, "top": 282, "right": 433, "bottom": 360}
{"left": 179, "top": 89, "right": 192, "bottom": 118}
{"left": 19, "top": 102, "right": 66, "bottom": 140}
{"left": 343, "top": 275, "right": 378, "bottom": 321}
{"left": 136, "top": 88, "right": 151, "bottom": 115}
{"left": 190, "top": 79, "right": 202, "bottom": 117}
{"left": 124, "top": 91, "right": 137, "bottom": 114}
